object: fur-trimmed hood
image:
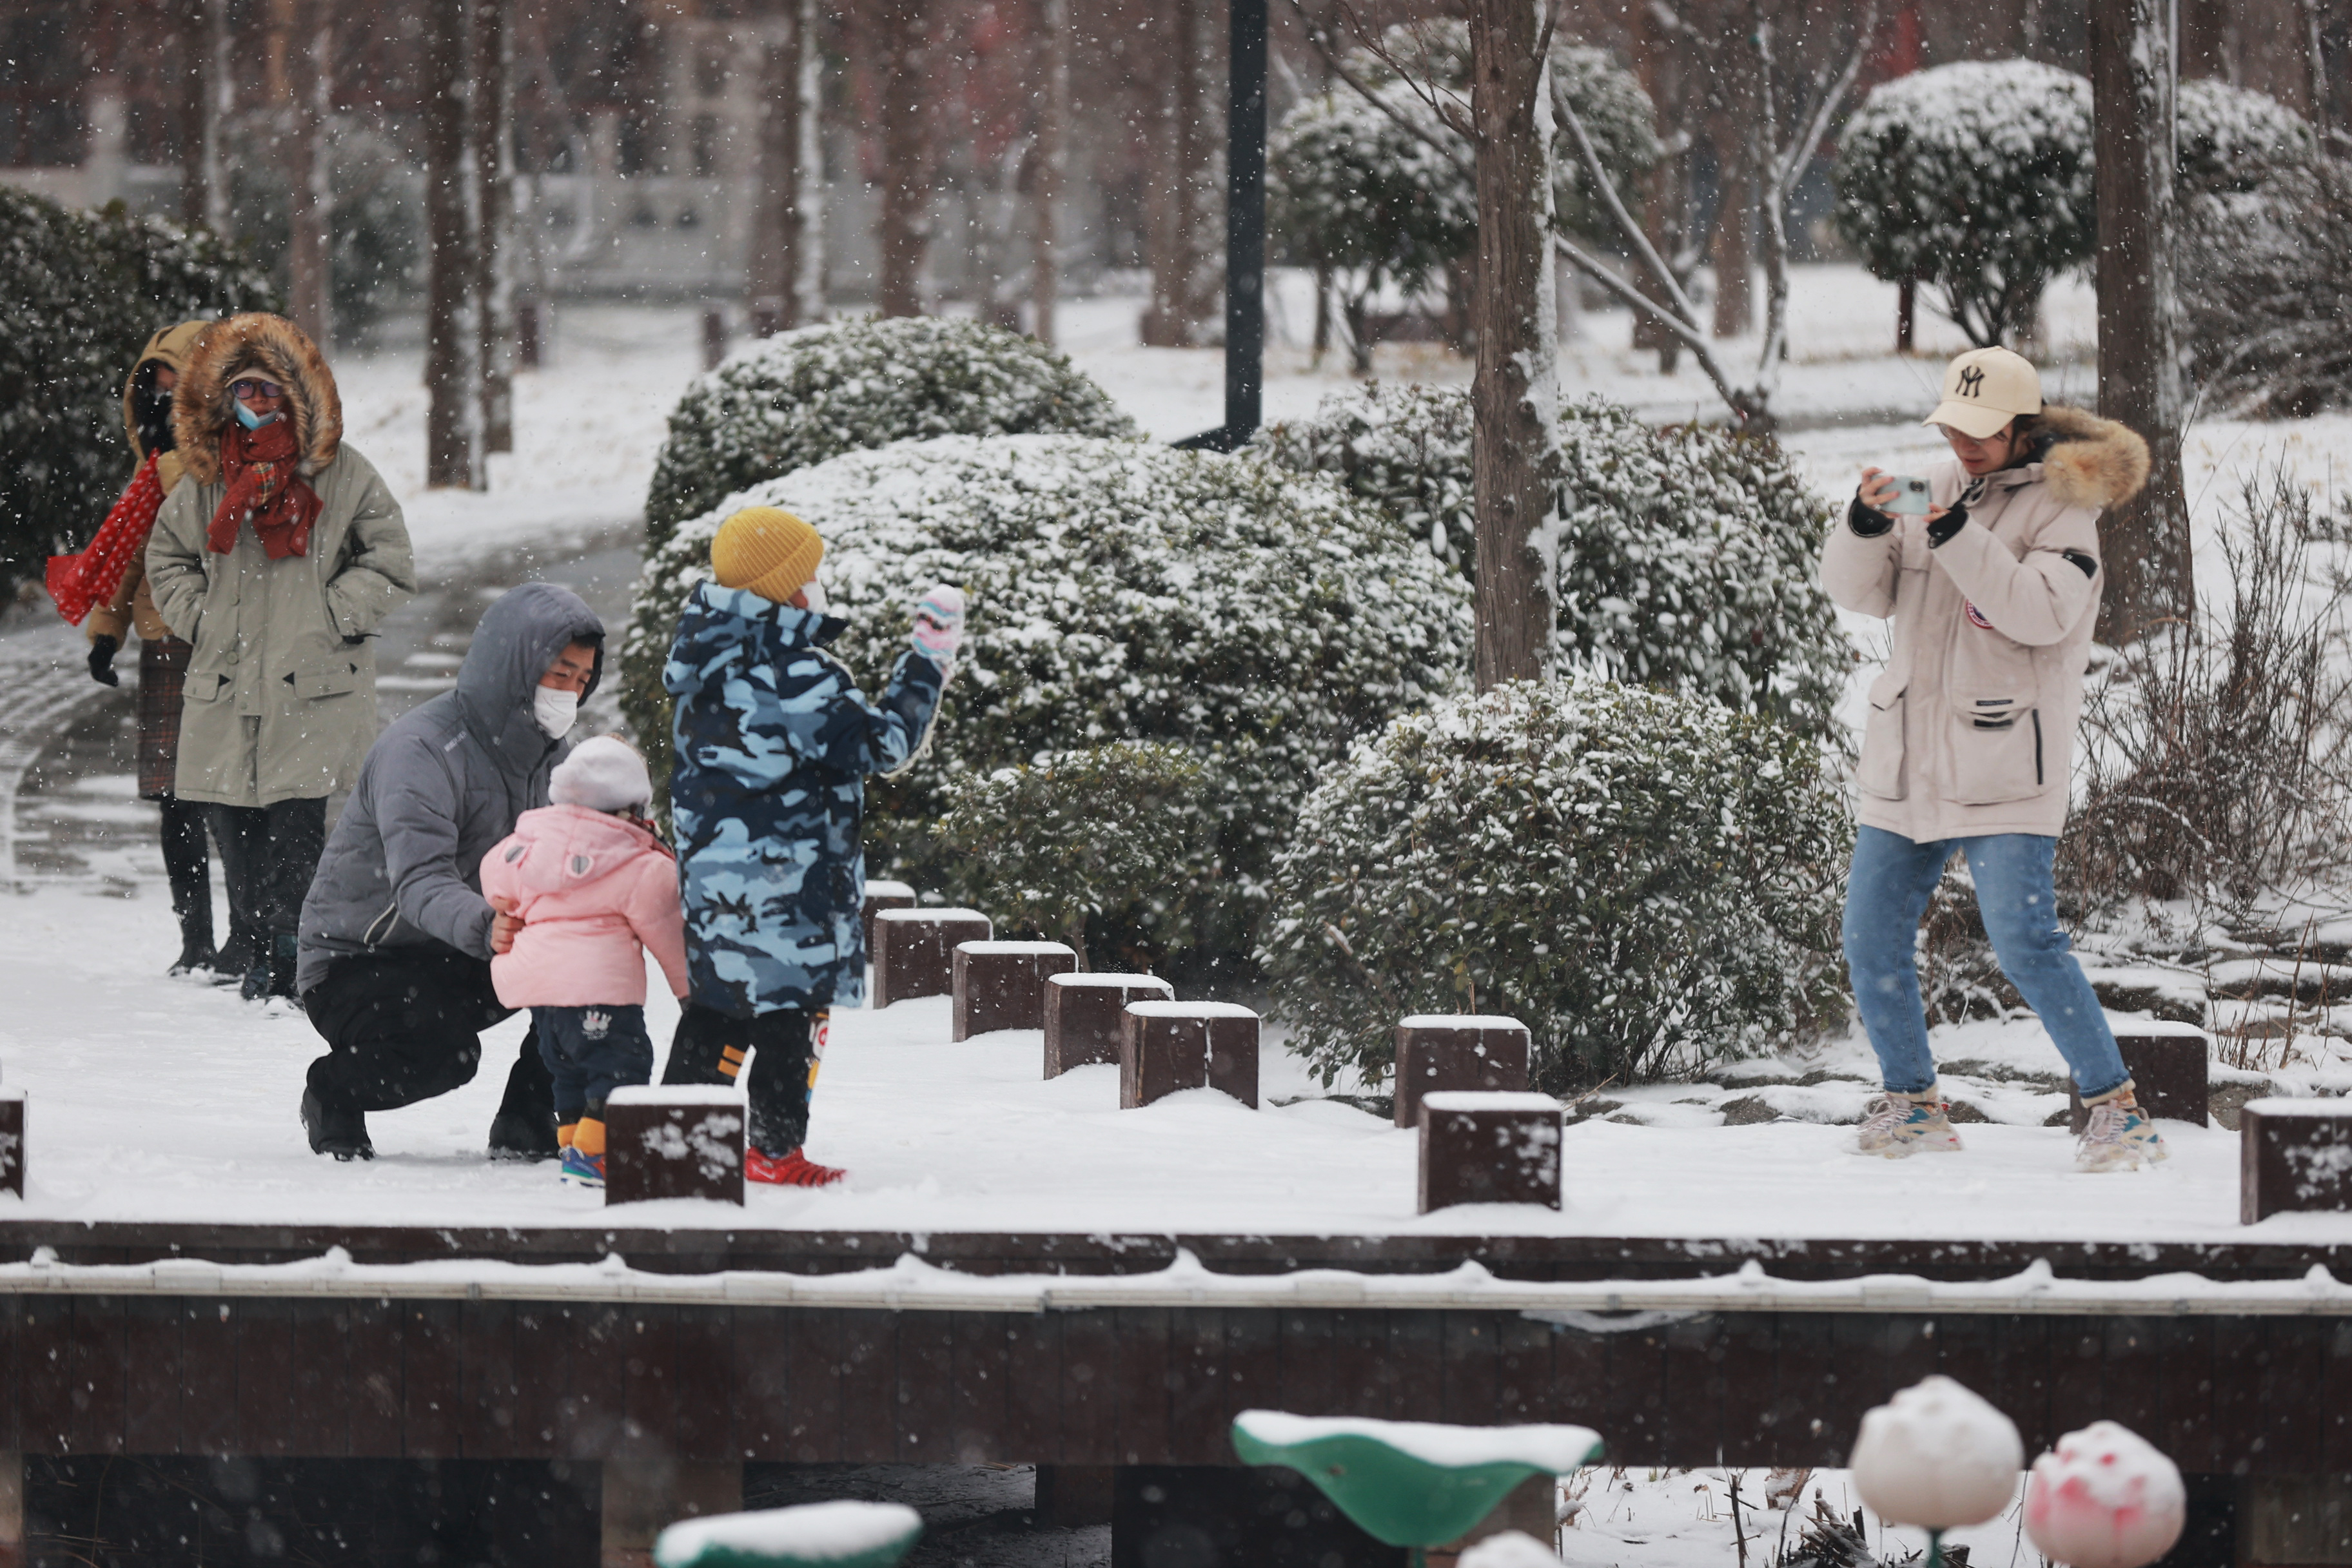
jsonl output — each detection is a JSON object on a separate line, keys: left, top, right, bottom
{"left": 172, "top": 312, "right": 342, "bottom": 487}
{"left": 2031, "top": 404, "right": 2149, "bottom": 512}
{"left": 122, "top": 318, "right": 210, "bottom": 464}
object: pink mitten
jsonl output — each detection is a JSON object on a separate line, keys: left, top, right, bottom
{"left": 911, "top": 584, "right": 966, "bottom": 666}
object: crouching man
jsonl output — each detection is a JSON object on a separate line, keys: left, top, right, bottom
{"left": 294, "top": 582, "right": 605, "bottom": 1161}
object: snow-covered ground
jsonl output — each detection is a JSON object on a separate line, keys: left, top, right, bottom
{"left": 4, "top": 270, "right": 2350, "bottom": 1250}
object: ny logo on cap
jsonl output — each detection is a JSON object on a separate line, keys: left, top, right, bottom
{"left": 1957, "top": 366, "right": 1986, "bottom": 398}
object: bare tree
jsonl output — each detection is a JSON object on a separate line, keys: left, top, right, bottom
{"left": 268, "top": 0, "right": 331, "bottom": 348}
{"left": 875, "top": 0, "right": 934, "bottom": 318}
{"left": 1143, "top": 0, "right": 1221, "bottom": 346}
{"left": 1032, "top": 0, "right": 1069, "bottom": 345}
{"left": 2090, "top": 0, "right": 2192, "bottom": 642}
{"left": 425, "top": 0, "right": 483, "bottom": 489}
{"left": 1469, "top": 0, "right": 1561, "bottom": 687}
{"left": 751, "top": 0, "right": 825, "bottom": 333}
{"left": 1550, "top": 0, "right": 1879, "bottom": 431}
{"left": 475, "top": 0, "right": 515, "bottom": 455}
{"left": 177, "top": 0, "right": 231, "bottom": 231}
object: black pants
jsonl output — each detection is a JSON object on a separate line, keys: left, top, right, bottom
{"left": 663, "top": 1003, "right": 825, "bottom": 1157}
{"left": 208, "top": 797, "right": 326, "bottom": 942}
{"left": 158, "top": 795, "right": 213, "bottom": 951}
{"left": 304, "top": 946, "right": 553, "bottom": 1120}
{"left": 535, "top": 1004, "right": 655, "bottom": 1123}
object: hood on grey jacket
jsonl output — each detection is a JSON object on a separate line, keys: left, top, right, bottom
{"left": 297, "top": 582, "right": 605, "bottom": 994}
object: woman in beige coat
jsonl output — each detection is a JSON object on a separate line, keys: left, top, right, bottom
{"left": 1821, "top": 346, "right": 2160, "bottom": 1173}
{"left": 146, "top": 313, "right": 416, "bottom": 1004}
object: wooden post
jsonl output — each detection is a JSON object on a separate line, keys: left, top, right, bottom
{"left": 2240, "top": 1099, "right": 2352, "bottom": 1223}
{"left": 874, "top": 0, "right": 932, "bottom": 317}
{"left": 1119, "top": 1002, "right": 1259, "bottom": 1109}
{"left": 872, "top": 909, "right": 993, "bottom": 1006}
{"left": 2090, "top": 0, "right": 2192, "bottom": 645}
{"left": 475, "top": 0, "right": 516, "bottom": 456}
{"left": 2066, "top": 1030, "right": 2211, "bottom": 1132}
{"left": 1467, "top": 0, "right": 1560, "bottom": 691}
{"left": 859, "top": 879, "right": 917, "bottom": 956}
{"left": 1044, "top": 973, "right": 1173, "bottom": 1076}
{"left": 951, "top": 941, "right": 1079, "bottom": 1040}
{"left": 1031, "top": 0, "right": 1066, "bottom": 344}
{"left": 603, "top": 1088, "right": 745, "bottom": 1206}
{"left": 1393, "top": 1015, "right": 1533, "bottom": 1130}
{"left": 424, "top": 0, "right": 484, "bottom": 489}
{"left": 1418, "top": 1091, "right": 1563, "bottom": 1212}
{"left": 0, "top": 1090, "right": 22, "bottom": 1198}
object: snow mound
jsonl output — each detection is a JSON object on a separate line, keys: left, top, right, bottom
{"left": 1852, "top": 1375, "right": 2024, "bottom": 1531}
{"left": 1233, "top": 1411, "right": 1602, "bottom": 1473}
{"left": 654, "top": 1500, "right": 923, "bottom": 1568}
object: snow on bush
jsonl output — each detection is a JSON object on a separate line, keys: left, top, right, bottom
{"left": 622, "top": 435, "right": 1471, "bottom": 959}
{"left": 1852, "top": 1377, "right": 2024, "bottom": 1531}
{"left": 0, "top": 188, "right": 280, "bottom": 601}
{"left": 1833, "top": 59, "right": 2095, "bottom": 347}
{"left": 1249, "top": 383, "right": 1847, "bottom": 740}
{"left": 2023, "top": 1423, "right": 2185, "bottom": 1568}
{"left": 1259, "top": 678, "right": 1849, "bottom": 1094}
{"left": 2176, "top": 79, "right": 2315, "bottom": 198}
{"left": 641, "top": 315, "right": 1139, "bottom": 549}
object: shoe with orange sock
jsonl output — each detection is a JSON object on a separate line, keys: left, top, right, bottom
{"left": 558, "top": 1116, "right": 606, "bottom": 1188}
{"left": 746, "top": 1147, "right": 845, "bottom": 1187}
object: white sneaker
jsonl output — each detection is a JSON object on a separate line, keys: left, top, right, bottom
{"left": 2076, "top": 1096, "right": 2168, "bottom": 1172}
{"left": 1855, "top": 1093, "right": 1965, "bottom": 1158}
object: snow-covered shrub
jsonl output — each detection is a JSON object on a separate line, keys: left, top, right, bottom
{"left": 932, "top": 741, "right": 1208, "bottom": 968}
{"left": 1833, "top": 59, "right": 2096, "bottom": 347}
{"left": 642, "top": 315, "right": 1139, "bottom": 549}
{"left": 1248, "top": 384, "right": 1847, "bottom": 740}
{"left": 1260, "top": 678, "right": 1850, "bottom": 1093}
{"left": 2176, "top": 79, "right": 2314, "bottom": 197}
{"left": 0, "top": 189, "right": 279, "bottom": 602}
{"left": 1268, "top": 23, "right": 1654, "bottom": 368}
{"left": 622, "top": 435, "right": 1473, "bottom": 959}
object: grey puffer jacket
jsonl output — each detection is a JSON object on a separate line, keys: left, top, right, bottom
{"left": 297, "top": 583, "right": 605, "bottom": 994}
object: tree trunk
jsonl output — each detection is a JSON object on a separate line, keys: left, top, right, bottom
{"left": 752, "top": 0, "right": 824, "bottom": 331}
{"left": 875, "top": 0, "right": 932, "bottom": 318}
{"left": 1469, "top": 0, "right": 1559, "bottom": 691}
{"left": 2090, "top": 0, "right": 2191, "bottom": 644}
{"left": 1031, "top": 0, "right": 1067, "bottom": 345}
{"left": 268, "top": 0, "right": 329, "bottom": 349}
{"left": 475, "top": 0, "right": 514, "bottom": 456}
{"left": 1143, "top": 0, "right": 1213, "bottom": 346}
{"left": 183, "top": 0, "right": 230, "bottom": 231}
{"left": 1628, "top": 1, "right": 1683, "bottom": 373}
{"left": 424, "top": 0, "right": 482, "bottom": 490}
{"left": 1711, "top": 158, "right": 1752, "bottom": 339}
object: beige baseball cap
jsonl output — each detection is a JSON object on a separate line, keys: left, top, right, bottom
{"left": 1923, "top": 346, "right": 2042, "bottom": 439}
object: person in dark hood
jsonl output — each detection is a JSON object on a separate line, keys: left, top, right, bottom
{"left": 295, "top": 582, "right": 605, "bottom": 1161}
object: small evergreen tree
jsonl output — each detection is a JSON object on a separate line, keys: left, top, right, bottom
{"left": 1833, "top": 59, "right": 2096, "bottom": 348}
{"left": 0, "top": 190, "right": 279, "bottom": 602}
{"left": 932, "top": 741, "right": 1208, "bottom": 968}
{"left": 1261, "top": 678, "right": 1851, "bottom": 1094}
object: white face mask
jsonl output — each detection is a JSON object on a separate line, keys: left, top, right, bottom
{"left": 800, "top": 579, "right": 828, "bottom": 614}
{"left": 533, "top": 685, "right": 580, "bottom": 738}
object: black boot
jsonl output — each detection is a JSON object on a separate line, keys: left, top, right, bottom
{"left": 209, "top": 804, "right": 266, "bottom": 988}
{"left": 301, "top": 1088, "right": 373, "bottom": 1161}
{"left": 486, "top": 1028, "right": 559, "bottom": 1161}
{"left": 159, "top": 796, "right": 217, "bottom": 977}
{"left": 266, "top": 932, "right": 302, "bottom": 1007}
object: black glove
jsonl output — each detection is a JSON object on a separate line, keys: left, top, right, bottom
{"left": 87, "top": 634, "right": 121, "bottom": 687}
{"left": 1847, "top": 493, "right": 1894, "bottom": 538}
{"left": 1926, "top": 502, "right": 1971, "bottom": 548}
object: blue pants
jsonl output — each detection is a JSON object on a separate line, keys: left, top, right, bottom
{"left": 1841, "top": 826, "right": 2129, "bottom": 1098}
{"left": 533, "top": 1004, "right": 656, "bottom": 1122}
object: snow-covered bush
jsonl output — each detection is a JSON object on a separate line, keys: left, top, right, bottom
{"left": 1260, "top": 678, "right": 1850, "bottom": 1093}
{"left": 642, "top": 315, "right": 1139, "bottom": 550}
{"left": 1833, "top": 60, "right": 2096, "bottom": 347}
{"left": 2177, "top": 79, "right": 2314, "bottom": 197}
{"left": 0, "top": 189, "right": 279, "bottom": 602}
{"left": 2179, "top": 159, "right": 2352, "bottom": 416}
{"left": 1248, "top": 384, "right": 1847, "bottom": 740}
{"left": 1268, "top": 23, "right": 1654, "bottom": 368}
{"left": 622, "top": 435, "right": 1473, "bottom": 959}
{"left": 932, "top": 741, "right": 1208, "bottom": 968}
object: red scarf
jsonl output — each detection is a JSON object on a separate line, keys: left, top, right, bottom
{"left": 46, "top": 451, "right": 165, "bottom": 626}
{"left": 208, "top": 416, "right": 322, "bottom": 560}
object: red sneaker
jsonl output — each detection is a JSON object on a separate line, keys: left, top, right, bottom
{"left": 746, "top": 1147, "right": 847, "bottom": 1187}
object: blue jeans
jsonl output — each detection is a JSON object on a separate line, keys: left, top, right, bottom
{"left": 1841, "top": 826, "right": 2128, "bottom": 1098}
{"left": 534, "top": 1004, "right": 656, "bottom": 1122}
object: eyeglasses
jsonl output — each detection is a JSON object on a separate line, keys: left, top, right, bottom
{"left": 231, "top": 378, "right": 285, "bottom": 400}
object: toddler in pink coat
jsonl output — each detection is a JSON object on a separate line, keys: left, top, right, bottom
{"left": 481, "top": 736, "right": 689, "bottom": 1189}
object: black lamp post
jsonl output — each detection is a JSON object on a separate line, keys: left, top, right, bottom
{"left": 1177, "top": 0, "right": 1268, "bottom": 451}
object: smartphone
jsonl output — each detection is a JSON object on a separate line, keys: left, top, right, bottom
{"left": 1884, "top": 476, "right": 1934, "bottom": 516}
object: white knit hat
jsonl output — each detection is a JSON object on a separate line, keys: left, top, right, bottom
{"left": 550, "top": 735, "right": 652, "bottom": 814}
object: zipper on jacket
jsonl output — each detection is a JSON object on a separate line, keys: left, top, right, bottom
{"left": 2033, "top": 710, "right": 2044, "bottom": 786}
{"left": 361, "top": 899, "right": 400, "bottom": 946}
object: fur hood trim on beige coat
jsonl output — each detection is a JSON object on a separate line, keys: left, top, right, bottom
{"left": 173, "top": 312, "right": 342, "bottom": 487}
{"left": 2034, "top": 405, "right": 2150, "bottom": 513}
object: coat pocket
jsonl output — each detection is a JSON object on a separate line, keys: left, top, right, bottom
{"left": 182, "top": 670, "right": 230, "bottom": 703}
{"left": 294, "top": 658, "right": 361, "bottom": 700}
{"left": 1950, "top": 703, "right": 2046, "bottom": 804}
{"left": 1856, "top": 669, "right": 1907, "bottom": 799}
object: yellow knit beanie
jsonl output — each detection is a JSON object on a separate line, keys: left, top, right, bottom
{"left": 711, "top": 507, "right": 825, "bottom": 604}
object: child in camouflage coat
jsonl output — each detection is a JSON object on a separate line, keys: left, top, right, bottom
{"left": 661, "top": 506, "right": 962, "bottom": 1186}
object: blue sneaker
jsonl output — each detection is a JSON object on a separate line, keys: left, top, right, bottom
{"left": 558, "top": 1146, "right": 605, "bottom": 1189}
